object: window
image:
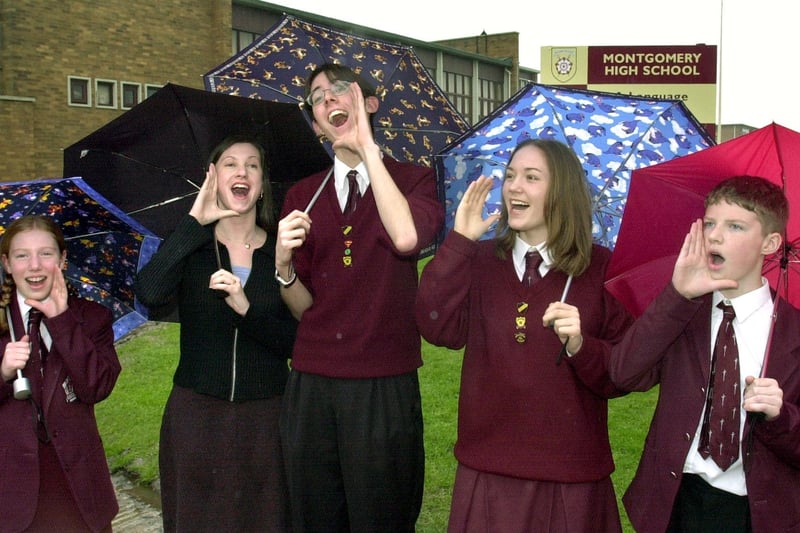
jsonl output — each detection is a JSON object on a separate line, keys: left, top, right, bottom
{"left": 95, "top": 79, "right": 117, "bottom": 108}
{"left": 232, "top": 29, "right": 258, "bottom": 53}
{"left": 443, "top": 71, "right": 472, "bottom": 124}
{"left": 477, "top": 63, "right": 507, "bottom": 120}
{"left": 519, "top": 68, "right": 538, "bottom": 89}
{"left": 68, "top": 76, "right": 91, "bottom": 107}
{"left": 145, "top": 84, "right": 162, "bottom": 99}
{"left": 479, "top": 78, "right": 504, "bottom": 118}
{"left": 121, "top": 82, "right": 141, "bottom": 109}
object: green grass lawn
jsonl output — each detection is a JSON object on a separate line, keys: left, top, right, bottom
{"left": 97, "top": 263, "right": 657, "bottom": 532}
{"left": 98, "top": 322, "right": 657, "bottom": 532}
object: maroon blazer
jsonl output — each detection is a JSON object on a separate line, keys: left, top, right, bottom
{"left": 0, "top": 297, "right": 121, "bottom": 532}
{"left": 610, "top": 283, "right": 800, "bottom": 533}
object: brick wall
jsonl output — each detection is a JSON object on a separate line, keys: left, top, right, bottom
{"left": 0, "top": 0, "right": 232, "bottom": 181}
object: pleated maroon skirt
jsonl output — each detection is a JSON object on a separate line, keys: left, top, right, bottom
{"left": 448, "top": 463, "right": 622, "bottom": 533}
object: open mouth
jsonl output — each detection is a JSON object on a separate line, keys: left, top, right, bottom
{"left": 231, "top": 184, "right": 250, "bottom": 199}
{"left": 26, "top": 276, "right": 47, "bottom": 288}
{"left": 509, "top": 200, "right": 530, "bottom": 212}
{"left": 328, "top": 109, "right": 348, "bottom": 128}
{"left": 709, "top": 252, "right": 725, "bottom": 266}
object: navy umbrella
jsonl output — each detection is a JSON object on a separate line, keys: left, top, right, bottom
{"left": 204, "top": 14, "right": 469, "bottom": 168}
{"left": 0, "top": 177, "right": 160, "bottom": 341}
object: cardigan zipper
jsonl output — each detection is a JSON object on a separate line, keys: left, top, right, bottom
{"left": 229, "top": 328, "right": 239, "bottom": 401}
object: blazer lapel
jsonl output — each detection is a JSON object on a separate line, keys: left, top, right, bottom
{"left": 761, "top": 299, "right": 800, "bottom": 382}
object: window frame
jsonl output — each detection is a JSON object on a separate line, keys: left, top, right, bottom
{"left": 95, "top": 78, "right": 118, "bottom": 109}
{"left": 120, "top": 81, "right": 142, "bottom": 109}
{"left": 67, "top": 76, "right": 92, "bottom": 107}
{"left": 145, "top": 84, "right": 162, "bottom": 99}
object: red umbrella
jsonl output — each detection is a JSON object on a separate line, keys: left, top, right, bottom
{"left": 605, "top": 123, "right": 800, "bottom": 321}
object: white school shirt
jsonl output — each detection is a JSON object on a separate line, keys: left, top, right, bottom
{"left": 334, "top": 158, "right": 369, "bottom": 212}
{"left": 16, "top": 293, "right": 53, "bottom": 350}
{"left": 682, "top": 280, "right": 773, "bottom": 495}
{"left": 512, "top": 236, "right": 550, "bottom": 281}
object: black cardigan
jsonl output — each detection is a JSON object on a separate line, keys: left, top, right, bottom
{"left": 134, "top": 215, "right": 295, "bottom": 401}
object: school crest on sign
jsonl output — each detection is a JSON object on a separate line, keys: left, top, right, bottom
{"left": 551, "top": 47, "right": 577, "bottom": 83}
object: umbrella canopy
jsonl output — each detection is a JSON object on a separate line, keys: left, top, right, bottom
{"left": 0, "top": 177, "right": 161, "bottom": 341}
{"left": 63, "top": 83, "right": 332, "bottom": 239}
{"left": 435, "top": 83, "right": 714, "bottom": 249}
{"left": 203, "top": 14, "right": 469, "bottom": 168}
{"left": 605, "top": 123, "right": 800, "bottom": 317}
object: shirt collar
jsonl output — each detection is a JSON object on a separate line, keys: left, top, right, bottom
{"left": 334, "top": 157, "right": 369, "bottom": 194}
{"left": 15, "top": 292, "right": 33, "bottom": 321}
{"left": 512, "top": 236, "right": 551, "bottom": 270}
{"left": 713, "top": 278, "right": 772, "bottom": 323}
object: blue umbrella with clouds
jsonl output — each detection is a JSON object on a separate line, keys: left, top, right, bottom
{"left": 435, "top": 83, "right": 714, "bottom": 250}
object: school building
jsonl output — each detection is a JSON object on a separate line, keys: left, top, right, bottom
{"left": 0, "top": 0, "right": 538, "bottom": 182}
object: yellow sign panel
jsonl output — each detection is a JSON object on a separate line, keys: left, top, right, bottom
{"left": 591, "top": 84, "right": 717, "bottom": 124}
{"left": 541, "top": 45, "right": 717, "bottom": 131}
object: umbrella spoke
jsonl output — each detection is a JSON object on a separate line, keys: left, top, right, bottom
{"left": 126, "top": 192, "right": 199, "bottom": 215}
{"left": 79, "top": 149, "right": 202, "bottom": 185}
{"left": 210, "top": 76, "right": 305, "bottom": 104}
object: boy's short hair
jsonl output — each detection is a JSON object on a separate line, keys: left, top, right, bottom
{"left": 302, "top": 63, "right": 376, "bottom": 122}
{"left": 705, "top": 175, "right": 788, "bottom": 235}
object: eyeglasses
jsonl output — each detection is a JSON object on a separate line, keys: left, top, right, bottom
{"left": 305, "top": 80, "right": 352, "bottom": 107}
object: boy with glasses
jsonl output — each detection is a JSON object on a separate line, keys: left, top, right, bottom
{"left": 275, "top": 63, "right": 443, "bottom": 532}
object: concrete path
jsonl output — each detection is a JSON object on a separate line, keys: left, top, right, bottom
{"left": 111, "top": 474, "right": 162, "bottom": 532}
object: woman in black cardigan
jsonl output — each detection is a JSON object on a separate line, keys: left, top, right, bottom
{"left": 135, "top": 135, "right": 296, "bottom": 532}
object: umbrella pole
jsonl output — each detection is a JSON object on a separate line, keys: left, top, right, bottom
{"left": 304, "top": 167, "right": 334, "bottom": 214}
{"left": 555, "top": 275, "right": 574, "bottom": 365}
{"left": 744, "top": 262, "right": 785, "bottom": 468}
{"left": 761, "top": 257, "right": 788, "bottom": 378}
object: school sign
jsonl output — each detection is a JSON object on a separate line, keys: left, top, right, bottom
{"left": 541, "top": 45, "right": 717, "bottom": 138}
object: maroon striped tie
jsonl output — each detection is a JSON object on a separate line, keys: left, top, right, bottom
{"left": 698, "top": 302, "right": 740, "bottom": 470}
{"left": 524, "top": 250, "right": 542, "bottom": 287}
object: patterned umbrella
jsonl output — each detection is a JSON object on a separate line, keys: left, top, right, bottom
{"left": 435, "top": 83, "right": 715, "bottom": 249}
{"left": 0, "top": 177, "right": 161, "bottom": 341}
{"left": 204, "top": 14, "right": 469, "bottom": 168}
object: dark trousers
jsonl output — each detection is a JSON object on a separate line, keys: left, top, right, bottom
{"left": 280, "top": 370, "right": 425, "bottom": 533}
{"left": 667, "top": 474, "right": 752, "bottom": 533}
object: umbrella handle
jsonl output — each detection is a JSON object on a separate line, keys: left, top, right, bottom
{"left": 5, "top": 308, "right": 32, "bottom": 400}
{"left": 13, "top": 370, "right": 31, "bottom": 400}
{"left": 211, "top": 232, "right": 228, "bottom": 300}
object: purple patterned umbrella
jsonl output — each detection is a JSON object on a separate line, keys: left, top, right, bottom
{"left": 0, "top": 177, "right": 161, "bottom": 341}
{"left": 204, "top": 14, "right": 468, "bottom": 168}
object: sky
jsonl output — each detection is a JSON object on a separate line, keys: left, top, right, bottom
{"left": 276, "top": 0, "right": 799, "bottom": 132}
